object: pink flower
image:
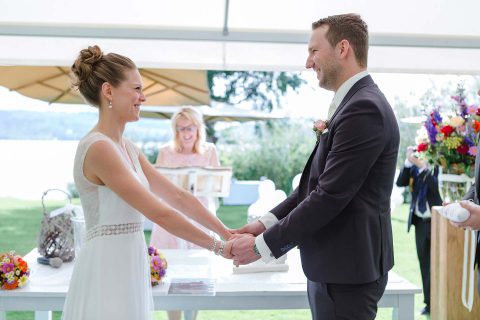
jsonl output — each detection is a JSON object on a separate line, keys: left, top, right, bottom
{"left": 1, "top": 263, "right": 14, "bottom": 274}
{"left": 469, "top": 146, "right": 477, "bottom": 156}
{"left": 467, "top": 105, "right": 478, "bottom": 115}
{"left": 313, "top": 120, "right": 328, "bottom": 133}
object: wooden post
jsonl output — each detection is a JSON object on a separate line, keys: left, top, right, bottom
{"left": 431, "top": 209, "right": 480, "bottom": 319}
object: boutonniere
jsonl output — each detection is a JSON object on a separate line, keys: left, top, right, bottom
{"left": 313, "top": 119, "right": 329, "bottom": 142}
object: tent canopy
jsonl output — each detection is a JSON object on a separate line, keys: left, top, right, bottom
{"left": 1, "top": 0, "right": 480, "bottom": 74}
{"left": 0, "top": 66, "right": 210, "bottom": 106}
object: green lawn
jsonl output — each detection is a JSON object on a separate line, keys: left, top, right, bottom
{"left": 0, "top": 199, "right": 429, "bottom": 319}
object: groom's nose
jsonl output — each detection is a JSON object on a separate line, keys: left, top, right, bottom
{"left": 305, "top": 56, "right": 314, "bottom": 69}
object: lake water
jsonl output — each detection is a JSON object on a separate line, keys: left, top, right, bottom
{"left": 0, "top": 140, "right": 78, "bottom": 200}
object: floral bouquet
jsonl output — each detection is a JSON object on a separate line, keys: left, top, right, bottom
{"left": 415, "top": 84, "right": 479, "bottom": 201}
{"left": 415, "top": 85, "right": 479, "bottom": 177}
{"left": 148, "top": 246, "right": 167, "bottom": 286}
{"left": 0, "top": 251, "right": 30, "bottom": 290}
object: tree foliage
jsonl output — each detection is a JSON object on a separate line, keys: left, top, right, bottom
{"left": 207, "top": 71, "right": 306, "bottom": 112}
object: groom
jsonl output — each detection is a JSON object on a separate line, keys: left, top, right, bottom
{"left": 231, "top": 14, "right": 399, "bottom": 320}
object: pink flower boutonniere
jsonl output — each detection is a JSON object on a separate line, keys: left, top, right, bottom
{"left": 313, "top": 119, "right": 329, "bottom": 142}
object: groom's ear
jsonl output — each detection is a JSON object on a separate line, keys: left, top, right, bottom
{"left": 337, "top": 39, "right": 351, "bottom": 59}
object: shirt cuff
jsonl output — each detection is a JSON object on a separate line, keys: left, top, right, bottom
{"left": 255, "top": 234, "right": 275, "bottom": 263}
{"left": 258, "top": 212, "right": 279, "bottom": 229}
{"left": 404, "top": 159, "right": 413, "bottom": 168}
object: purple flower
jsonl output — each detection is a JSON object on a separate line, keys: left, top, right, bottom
{"left": 465, "top": 136, "right": 475, "bottom": 147}
{"left": 451, "top": 95, "right": 461, "bottom": 103}
{"left": 1, "top": 263, "right": 14, "bottom": 274}
{"left": 151, "top": 256, "right": 162, "bottom": 271}
{"left": 148, "top": 246, "right": 155, "bottom": 256}
{"left": 431, "top": 110, "right": 442, "bottom": 124}
{"left": 425, "top": 120, "right": 438, "bottom": 145}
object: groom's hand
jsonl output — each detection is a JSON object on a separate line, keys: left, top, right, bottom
{"left": 231, "top": 235, "right": 261, "bottom": 266}
{"left": 221, "top": 239, "right": 236, "bottom": 259}
{"left": 231, "top": 221, "right": 266, "bottom": 237}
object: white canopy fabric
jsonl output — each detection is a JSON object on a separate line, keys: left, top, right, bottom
{"left": 1, "top": 0, "right": 480, "bottom": 74}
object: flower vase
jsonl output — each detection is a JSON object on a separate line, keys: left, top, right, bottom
{"left": 438, "top": 173, "right": 474, "bottom": 203}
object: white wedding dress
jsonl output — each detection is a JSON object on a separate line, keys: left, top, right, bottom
{"left": 62, "top": 132, "right": 154, "bottom": 320}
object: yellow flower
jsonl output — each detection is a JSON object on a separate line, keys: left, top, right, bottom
{"left": 18, "top": 275, "right": 28, "bottom": 288}
{"left": 443, "top": 136, "right": 462, "bottom": 149}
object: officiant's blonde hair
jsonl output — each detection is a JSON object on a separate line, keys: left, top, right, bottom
{"left": 171, "top": 107, "right": 206, "bottom": 154}
{"left": 312, "top": 14, "right": 369, "bottom": 68}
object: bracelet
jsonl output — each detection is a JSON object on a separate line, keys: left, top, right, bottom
{"left": 209, "top": 236, "right": 217, "bottom": 252}
{"left": 215, "top": 240, "right": 226, "bottom": 256}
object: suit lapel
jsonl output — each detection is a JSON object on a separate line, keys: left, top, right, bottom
{"left": 328, "top": 75, "right": 375, "bottom": 124}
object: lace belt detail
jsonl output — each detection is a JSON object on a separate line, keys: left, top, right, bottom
{"left": 86, "top": 222, "right": 143, "bottom": 241}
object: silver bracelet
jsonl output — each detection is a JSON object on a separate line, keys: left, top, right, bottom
{"left": 215, "top": 240, "right": 226, "bottom": 256}
{"left": 209, "top": 236, "right": 217, "bottom": 252}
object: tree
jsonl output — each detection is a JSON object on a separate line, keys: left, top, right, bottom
{"left": 207, "top": 71, "right": 306, "bottom": 112}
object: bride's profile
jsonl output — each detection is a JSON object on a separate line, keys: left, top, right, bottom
{"left": 61, "top": 45, "right": 235, "bottom": 320}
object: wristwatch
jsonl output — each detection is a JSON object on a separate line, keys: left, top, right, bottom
{"left": 253, "top": 243, "right": 261, "bottom": 256}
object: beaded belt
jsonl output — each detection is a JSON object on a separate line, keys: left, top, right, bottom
{"left": 86, "top": 222, "right": 143, "bottom": 241}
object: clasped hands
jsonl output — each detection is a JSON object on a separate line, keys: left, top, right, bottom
{"left": 221, "top": 221, "right": 266, "bottom": 267}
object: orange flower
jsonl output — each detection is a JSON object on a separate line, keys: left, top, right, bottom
{"left": 473, "top": 120, "right": 480, "bottom": 132}
{"left": 18, "top": 260, "right": 28, "bottom": 273}
{"left": 3, "top": 280, "right": 18, "bottom": 290}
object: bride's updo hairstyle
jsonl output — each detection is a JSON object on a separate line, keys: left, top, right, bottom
{"left": 71, "top": 45, "right": 137, "bottom": 107}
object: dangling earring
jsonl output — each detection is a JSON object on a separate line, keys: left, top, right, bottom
{"left": 108, "top": 100, "right": 112, "bottom": 109}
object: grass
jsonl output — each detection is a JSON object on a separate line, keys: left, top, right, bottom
{"left": 0, "top": 199, "right": 429, "bottom": 319}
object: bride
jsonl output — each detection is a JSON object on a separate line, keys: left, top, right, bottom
{"left": 62, "top": 45, "right": 236, "bottom": 320}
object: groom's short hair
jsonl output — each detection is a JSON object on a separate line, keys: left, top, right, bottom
{"left": 312, "top": 14, "right": 369, "bottom": 68}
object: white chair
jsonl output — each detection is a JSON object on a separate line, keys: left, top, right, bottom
{"left": 292, "top": 173, "right": 302, "bottom": 190}
{"left": 247, "top": 179, "right": 286, "bottom": 223}
{"left": 155, "top": 166, "right": 232, "bottom": 197}
{"left": 143, "top": 166, "right": 232, "bottom": 230}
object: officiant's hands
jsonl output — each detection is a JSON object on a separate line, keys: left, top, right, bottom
{"left": 230, "top": 221, "right": 266, "bottom": 237}
{"left": 452, "top": 200, "right": 480, "bottom": 230}
{"left": 231, "top": 234, "right": 261, "bottom": 266}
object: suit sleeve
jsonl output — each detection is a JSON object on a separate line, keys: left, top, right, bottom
{"left": 263, "top": 100, "right": 387, "bottom": 257}
{"left": 269, "top": 187, "right": 299, "bottom": 221}
{"left": 396, "top": 166, "right": 411, "bottom": 187}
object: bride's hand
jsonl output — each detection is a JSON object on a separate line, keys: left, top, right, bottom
{"left": 221, "top": 239, "right": 236, "bottom": 259}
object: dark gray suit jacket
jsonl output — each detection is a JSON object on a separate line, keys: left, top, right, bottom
{"left": 463, "top": 141, "right": 480, "bottom": 265}
{"left": 263, "top": 75, "right": 399, "bottom": 284}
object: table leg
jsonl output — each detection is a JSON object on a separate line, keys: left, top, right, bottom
{"left": 392, "top": 295, "right": 414, "bottom": 320}
{"left": 35, "top": 311, "right": 52, "bottom": 320}
{"left": 183, "top": 310, "right": 195, "bottom": 320}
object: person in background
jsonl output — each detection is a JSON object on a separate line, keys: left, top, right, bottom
{"left": 150, "top": 107, "right": 219, "bottom": 320}
{"left": 396, "top": 146, "right": 442, "bottom": 315}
